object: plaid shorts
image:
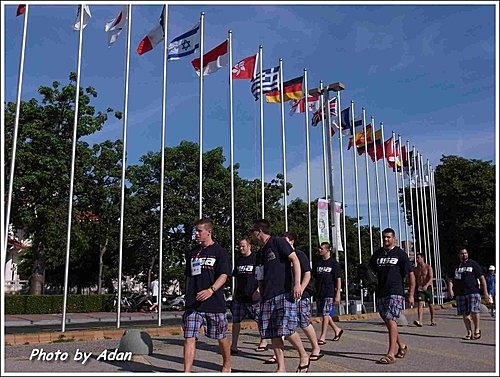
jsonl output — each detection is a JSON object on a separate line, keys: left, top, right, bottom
{"left": 317, "top": 297, "right": 335, "bottom": 317}
{"left": 456, "top": 293, "right": 481, "bottom": 315}
{"left": 376, "top": 295, "right": 404, "bottom": 322}
{"left": 182, "top": 309, "right": 228, "bottom": 340}
{"left": 297, "top": 297, "right": 311, "bottom": 328}
{"left": 230, "top": 299, "right": 260, "bottom": 323}
{"left": 259, "top": 293, "right": 298, "bottom": 339}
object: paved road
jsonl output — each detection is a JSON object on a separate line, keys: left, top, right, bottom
{"left": 3, "top": 307, "right": 497, "bottom": 374}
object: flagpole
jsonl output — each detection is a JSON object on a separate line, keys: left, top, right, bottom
{"left": 278, "top": 59, "right": 288, "bottom": 231}
{"left": 4, "top": 4, "right": 29, "bottom": 255}
{"left": 371, "top": 117, "right": 383, "bottom": 246}
{"left": 198, "top": 12, "right": 205, "bottom": 219}
{"left": 423, "top": 160, "right": 432, "bottom": 261}
{"left": 419, "top": 153, "right": 430, "bottom": 263}
{"left": 116, "top": 5, "right": 132, "bottom": 329}
{"left": 319, "top": 81, "right": 328, "bottom": 199}
{"left": 158, "top": 4, "right": 169, "bottom": 327}
{"left": 259, "top": 45, "right": 265, "bottom": 218}
{"left": 413, "top": 148, "right": 421, "bottom": 254}
{"left": 430, "top": 168, "right": 443, "bottom": 303}
{"left": 398, "top": 135, "right": 409, "bottom": 255}
{"left": 406, "top": 141, "right": 416, "bottom": 259}
{"left": 303, "top": 69, "right": 312, "bottom": 264}
{"left": 228, "top": 30, "right": 235, "bottom": 294}
{"left": 392, "top": 132, "right": 402, "bottom": 242}
{"left": 380, "top": 122, "right": 390, "bottom": 227}
{"left": 61, "top": 4, "right": 85, "bottom": 333}
{"left": 324, "top": 90, "right": 337, "bottom": 255}
{"left": 429, "top": 166, "right": 441, "bottom": 303}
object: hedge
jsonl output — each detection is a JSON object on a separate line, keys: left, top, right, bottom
{"left": 4, "top": 294, "right": 115, "bottom": 315}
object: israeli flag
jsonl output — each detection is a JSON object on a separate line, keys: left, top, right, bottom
{"left": 167, "top": 23, "right": 200, "bottom": 60}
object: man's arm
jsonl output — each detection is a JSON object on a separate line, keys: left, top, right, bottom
{"left": 447, "top": 279, "right": 454, "bottom": 299}
{"left": 334, "top": 277, "right": 342, "bottom": 304}
{"left": 288, "top": 252, "right": 302, "bottom": 300}
{"left": 301, "top": 271, "right": 311, "bottom": 291}
{"left": 479, "top": 275, "right": 489, "bottom": 300}
{"left": 423, "top": 264, "right": 433, "bottom": 290}
{"left": 196, "top": 273, "right": 228, "bottom": 302}
{"left": 407, "top": 271, "right": 415, "bottom": 307}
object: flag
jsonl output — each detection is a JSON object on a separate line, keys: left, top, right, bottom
{"left": 312, "top": 97, "right": 337, "bottom": 127}
{"left": 105, "top": 5, "right": 128, "bottom": 46}
{"left": 73, "top": 5, "right": 91, "bottom": 31}
{"left": 250, "top": 66, "right": 280, "bottom": 100}
{"left": 167, "top": 23, "right": 200, "bottom": 60}
{"left": 191, "top": 40, "right": 228, "bottom": 76}
{"left": 232, "top": 53, "right": 258, "bottom": 80}
{"left": 16, "top": 5, "right": 26, "bottom": 16}
{"left": 348, "top": 124, "right": 373, "bottom": 150}
{"left": 384, "top": 137, "right": 402, "bottom": 169}
{"left": 265, "top": 76, "right": 303, "bottom": 103}
{"left": 137, "top": 6, "right": 165, "bottom": 55}
{"left": 289, "top": 95, "right": 319, "bottom": 115}
{"left": 366, "top": 129, "right": 384, "bottom": 162}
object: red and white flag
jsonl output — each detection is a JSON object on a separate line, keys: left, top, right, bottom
{"left": 289, "top": 95, "right": 319, "bottom": 115}
{"left": 232, "top": 53, "right": 258, "bottom": 80}
{"left": 191, "top": 40, "right": 228, "bottom": 76}
{"left": 137, "top": 6, "right": 165, "bottom": 55}
{"left": 105, "top": 5, "right": 128, "bottom": 46}
{"left": 16, "top": 5, "right": 26, "bottom": 17}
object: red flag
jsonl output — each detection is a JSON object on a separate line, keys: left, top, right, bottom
{"left": 137, "top": 6, "right": 165, "bottom": 55}
{"left": 289, "top": 95, "right": 319, "bottom": 115}
{"left": 191, "top": 40, "right": 228, "bottom": 76}
{"left": 17, "top": 4, "right": 26, "bottom": 16}
{"left": 232, "top": 53, "right": 258, "bottom": 80}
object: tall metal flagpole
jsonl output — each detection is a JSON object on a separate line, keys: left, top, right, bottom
{"left": 158, "top": 4, "right": 169, "bottom": 327}
{"left": 407, "top": 141, "right": 416, "bottom": 258}
{"left": 303, "top": 69, "right": 312, "bottom": 264}
{"left": 4, "top": 4, "right": 29, "bottom": 254}
{"left": 380, "top": 122, "right": 390, "bottom": 227}
{"left": 430, "top": 168, "right": 443, "bottom": 303}
{"left": 423, "top": 160, "right": 432, "bottom": 261}
{"left": 413, "top": 149, "right": 421, "bottom": 254}
{"left": 392, "top": 132, "right": 402, "bottom": 242}
{"left": 399, "top": 135, "right": 409, "bottom": 255}
{"left": 419, "top": 154, "right": 430, "bottom": 263}
{"left": 259, "top": 46, "right": 265, "bottom": 218}
{"left": 198, "top": 12, "right": 205, "bottom": 219}
{"left": 116, "top": 5, "right": 132, "bottom": 329}
{"left": 319, "top": 81, "right": 328, "bottom": 199}
{"left": 62, "top": 4, "right": 85, "bottom": 333}
{"left": 324, "top": 90, "right": 337, "bottom": 255}
{"left": 278, "top": 59, "right": 288, "bottom": 231}
{"left": 428, "top": 166, "right": 440, "bottom": 303}
{"left": 371, "top": 117, "right": 383, "bottom": 246}
{"left": 229, "top": 31, "right": 235, "bottom": 292}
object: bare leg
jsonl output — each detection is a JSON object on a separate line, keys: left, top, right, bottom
{"left": 385, "top": 319, "right": 399, "bottom": 357}
{"left": 471, "top": 312, "right": 481, "bottom": 334}
{"left": 301, "top": 324, "right": 321, "bottom": 356}
{"left": 257, "top": 338, "right": 268, "bottom": 349}
{"left": 271, "top": 337, "right": 286, "bottom": 372}
{"left": 183, "top": 337, "right": 196, "bottom": 372}
{"left": 231, "top": 322, "right": 241, "bottom": 352}
{"left": 218, "top": 337, "right": 231, "bottom": 372}
{"left": 462, "top": 314, "right": 473, "bottom": 337}
{"left": 429, "top": 304, "right": 435, "bottom": 324}
{"left": 285, "top": 332, "right": 310, "bottom": 370}
{"left": 319, "top": 316, "right": 329, "bottom": 341}
{"left": 417, "top": 301, "right": 424, "bottom": 323}
{"left": 328, "top": 316, "right": 342, "bottom": 336}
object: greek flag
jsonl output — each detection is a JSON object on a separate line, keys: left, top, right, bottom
{"left": 250, "top": 66, "right": 280, "bottom": 100}
{"left": 167, "top": 23, "right": 200, "bottom": 60}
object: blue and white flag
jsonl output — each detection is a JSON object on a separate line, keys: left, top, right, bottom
{"left": 167, "top": 23, "right": 200, "bottom": 60}
{"left": 250, "top": 66, "right": 280, "bottom": 100}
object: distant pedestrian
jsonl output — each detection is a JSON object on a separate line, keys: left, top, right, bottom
{"left": 447, "top": 246, "right": 489, "bottom": 340}
{"left": 369, "top": 228, "right": 415, "bottom": 365}
{"left": 182, "top": 218, "right": 231, "bottom": 373}
{"left": 413, "top": 253, "right": 436, "bottom": 326}
{"left": 485, "top": 265, "right": 496, "bottom": 317}
{"left": 251, "top": 219, "right": 310, "bottom": 373}
{"left": 149, "top": 274, "right": 159, "bottom": 313}
{"left": 314, "top": 242, "right": 344, "bottom": 345}
{"left": 230, "top": 238, "right": 268, "bottom": 355}
{"left": 282, "top": 232, "right": 323, "bottom": 362}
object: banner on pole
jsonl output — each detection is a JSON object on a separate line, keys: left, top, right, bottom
{"left": 317, "top": 199, "right": 330, "bottom": 245}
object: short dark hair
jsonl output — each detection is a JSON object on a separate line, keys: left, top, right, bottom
{"left": 251, "top": 219, "right": 271, "bottom": 235}
{"left": 416, "top": 252, "right": 425, "bottom": 259}
{"left": 281, "top": 231, "right": 297, "bottom": 242}
{"left": 457, "top": 246, "right": 468, "bottom": 253}
{"left": 320, "top": 242, "right": 331, "bottom": 249}
{"left": 382, "top": 228, "right": 396, "bottom": 237}
{"left": 196, "top": 218, "right": 213, "bottom": 231}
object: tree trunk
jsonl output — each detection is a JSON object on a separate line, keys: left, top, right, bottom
{"left": 97, "top": 233, "right": 109, "bottom": 294}
{"left": 29, "top": 241, "right": 45, "bottom": 295}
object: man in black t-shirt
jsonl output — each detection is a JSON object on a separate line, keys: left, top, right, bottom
{"left": 369, "top": 228, "right": 415, "bottom": 365}
{"left": 447, "top": 247, "right": 489, "bottom": 340}
{"left": 251, "top": 219, "right": 310, "bottom": 373}
{"left": 182, "top": 218, "right": 231, "bottom": 373}
{"left": 230, "top": 238, "right": 268, "bottom": 355}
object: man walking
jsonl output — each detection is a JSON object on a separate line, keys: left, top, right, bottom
{"left": 485, "top": 265, "right": 496, "bottom": 317}
{"left": 369, "top": 228, "right": 415, "bottom": 365}
{"left": 251, "top": 219, "right": 310, "bottom": 373}
{"left": 182, "top": 218, "right": 231, "bottom": 373}
{"left": 447, "top": 247, "right": 489, "bottom": 340}
{"left": 413, "top": 253, "right": 436, "bottom": 326}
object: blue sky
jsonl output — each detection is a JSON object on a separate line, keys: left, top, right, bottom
{"left": 3, "top": 1, "right": 498, "bottom": 231}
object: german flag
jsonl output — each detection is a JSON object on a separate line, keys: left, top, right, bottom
{"left": 265, "top": 76, "right": 303, "bottom": 103}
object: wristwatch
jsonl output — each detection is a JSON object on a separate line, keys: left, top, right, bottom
{"left": 209, "top": 286, "right": 217, "bottom": 293}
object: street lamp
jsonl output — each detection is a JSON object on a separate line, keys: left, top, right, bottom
{"left": 308, "top": 82, "right": 346, "bottom": 254}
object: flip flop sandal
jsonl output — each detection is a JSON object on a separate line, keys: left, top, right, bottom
{"left": 473, "top": 330, "right": 481, "bottom": 340}
{"left": 430, "top": 322, "right": 437, "bottom": 326}
{"left": 309, "top": 354, "right": 324, "bottom": 361}
{"left": 333, "top": 329, "right": 344, "bottom": 341}
{"left": 413, "top": 320, "right": 423, "bottom": 327}
{"left": 378, "top": 355, "right": 396, "bottom": 364}
{"left": 317, "top": 339, "right": 327, "bottom": 345}
{"left": 255, "top": 345, "right": 268, "bottom": 352}
{"left": 296, "top": 361, "right": 310, "bottom": 373}
{"left": 395, "top": 345, "right": 408, "bottom": 358}
{"left": 462, "top": 334, "right": 472, "bottom": 340}
{"left": 264, "top": 356, "right": 277, "bottom": 364}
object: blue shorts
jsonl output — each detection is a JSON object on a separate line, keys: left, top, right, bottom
{"left": 182, "top": 309, "right": 228, "bottom": 340}
{"left": 259, "top": 293, "right": 298, "bottom": 339}
{"left": 230, "top": 300, "right": 260, "bottom": 323}
{"left": 317, "top": 297, "right": 335, "bottom": 317}
{"left": 456, "top": 293, "right": 481, "bottom": 315}
{"left": 376, "top": 295, "right": 404, "bottom": 322}
{"left": 297, "top": 297, "right": 311, "bottom": 328}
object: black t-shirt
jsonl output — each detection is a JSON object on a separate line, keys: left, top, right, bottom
{"left": 294, "top": 249, "right": 312, "bottom": 299}
{"left": 369, "top": 246, "right": 413, "bottom": 298}
{"left": 450, "top": 258, "right": 484, "bottom": 296}
{"left": 232, "top": 252, "right": 259, "bottom": 303}
{"left": 184, "top": 242, "right": 231, "bottom": 312}
{"left": 313, "top": 256, "right": 341, "bottom": 299}
{"left": 258, "top": 236, "right": 295, "bottom": 301}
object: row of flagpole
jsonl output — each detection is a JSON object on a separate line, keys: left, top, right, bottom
{"left": 4, "top": 4, "right": 446, "bottom": 328}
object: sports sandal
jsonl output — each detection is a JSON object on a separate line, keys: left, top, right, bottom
{"left": 255, "top": 345, "right": 268, "bottom": 352}
{"left": 378, "top": 355, "right": 396, "bottom": 364}
{"left": 413, "top": 320, "right": 423, "bottom": 327}
{"left": 332, "top": 329, "right": 344, "bottom": 341}
{"left": 395, "top": 345, "right": 408, "bottom": 358}
{"left": 317, "top": 339, "right": 327, "bottom": 345}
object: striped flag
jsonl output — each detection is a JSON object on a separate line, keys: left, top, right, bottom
{"left": 250, "top": 66, "right": 280, "bottom": 100}
{"left": 266, "top": 76, "right": 303, "bottom": 103}
{"left": 167, "top": 23, "right": 200, "bottom": 60}
{"left": 105, "top": 5, "right": 128, "bottom": 46}
{"left": 191, "top": 40, "right": 228, "bottom": 76}
{"left": 137, "top": 6, "right": 165, "bottom": 55}
{"left": 73, "top": 5, "right": 91, "bottom": 31}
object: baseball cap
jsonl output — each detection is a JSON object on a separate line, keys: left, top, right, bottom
{"left": 488, "top": 265, "right": 495, "bottom": 271}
